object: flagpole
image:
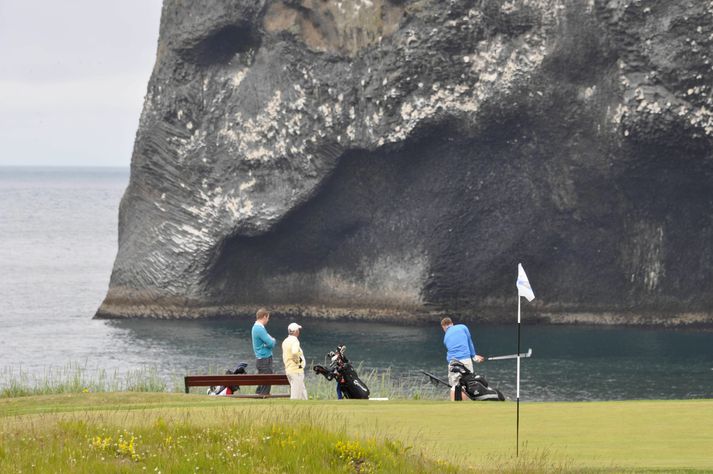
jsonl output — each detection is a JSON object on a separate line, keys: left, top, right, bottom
{"left": 515, "top": 263, "right": 534, "bottom": 459}
{"left": 516, "top": 293, "right": 521, "bottom": 457}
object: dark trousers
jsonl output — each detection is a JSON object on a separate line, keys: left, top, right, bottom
{"left": 255, "top": 356, "right": 273, "bottom": 395}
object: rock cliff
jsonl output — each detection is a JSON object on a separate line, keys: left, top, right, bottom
{"left": 97, "top": 0, "right": 713, "bottom": 324}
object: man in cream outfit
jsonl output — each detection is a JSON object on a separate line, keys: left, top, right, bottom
{"left": 282, "top": 322, "right": 308, "bottom": 400}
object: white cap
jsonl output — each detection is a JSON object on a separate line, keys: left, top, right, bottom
{"left": 287, "top": 322, "right": 302, "bottom": 332}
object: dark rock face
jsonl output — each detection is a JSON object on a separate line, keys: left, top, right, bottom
{"left": 97, "top": 0, "right": 713, "bottom": 324}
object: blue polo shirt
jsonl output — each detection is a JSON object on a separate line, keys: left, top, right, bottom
{"left": 443, "top": 324, "right": 476, "bottom": 362}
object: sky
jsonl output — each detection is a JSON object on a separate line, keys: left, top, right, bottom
{"left": 0, "top": 0, "right": 163, "bottom": 167}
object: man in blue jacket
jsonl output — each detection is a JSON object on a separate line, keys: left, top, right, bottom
{"left": 252, "top": 308, "right": 276, "bottom": 395}
{"left": 441, "top": 317, "right": 484, "bottom": 400}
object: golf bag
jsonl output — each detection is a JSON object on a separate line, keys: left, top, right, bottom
{"left": 313, "top": 345, "right": 370, "bottom": 399}
{"left": 449, "top": 360, "right": 505, "bottom": 401}
{"left": 207, "top": 362, "right": 248, "bottom": 396}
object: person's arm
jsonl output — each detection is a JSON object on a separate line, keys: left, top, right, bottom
{"left": 291, "top": 339, "right": 301, "bottom": 356}
{"left": 465, "top": 326, "right": 476, "bottom": 358}
{"left": 466, "top": 327, "right": 484, "bottom": 363}
{"left": 257, "top": 326, "right": 275, "bottom": 349}
{"left": 264, "top": 331, "right": 276, "bottom": 349}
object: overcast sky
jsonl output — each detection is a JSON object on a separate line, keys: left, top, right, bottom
{"left": 0, "top": 0, "right": 163, "bottom": 167}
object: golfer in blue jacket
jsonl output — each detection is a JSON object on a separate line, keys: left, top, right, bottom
{"left": 441, "top": 317, "right": 484, "bottom": 400}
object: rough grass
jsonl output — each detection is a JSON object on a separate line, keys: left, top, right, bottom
{"left": 1, "top": 363, "right": 444, "bottom": 400}
{"left": 307, "top": 365, "right": 443, "bottom": 400}
{"left": 1, "top": 393, "right": 711, "bottom": 473}
{"left": 0, "top": 364, "right": 170, "bottom": 397}
{"left": 0, "top": 408, "right": 452, "bottom": 473}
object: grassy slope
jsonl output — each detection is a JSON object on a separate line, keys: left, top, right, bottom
{"left": 1, "top": 394, "right": 712, "bottom": 472}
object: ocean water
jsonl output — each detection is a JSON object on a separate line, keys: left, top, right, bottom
{"left": 0, "top": 166, "right": 711, "bottom": 401}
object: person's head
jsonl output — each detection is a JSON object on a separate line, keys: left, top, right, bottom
{"left": 288, "top": 322, "right": 302, "bottom": 337}
{"left": 440, "top": 317, "right": 453, "bottom": 332}
{"left": 256, "top": 308, "right": 270, "bottom": 324}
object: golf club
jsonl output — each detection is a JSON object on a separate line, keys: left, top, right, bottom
{"left": 486, "top": 348, "right": 533, "bottom": 361}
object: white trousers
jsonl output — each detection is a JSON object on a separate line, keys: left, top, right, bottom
{"left": 287, "top": 372, "right": 308, "bottom": 400}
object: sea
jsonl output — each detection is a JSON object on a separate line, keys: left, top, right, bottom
{"left": 1, "top": 166, "right": 711, "bottom": 401}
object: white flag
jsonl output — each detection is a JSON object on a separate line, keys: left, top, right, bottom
{"left": 517, "top": 263, "right": 535, "bottom": 302}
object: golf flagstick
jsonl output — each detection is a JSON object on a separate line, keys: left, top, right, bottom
{"left": 516, "top": 263, "right": 535, "bottom": 457}
{"left": 517, "top": 293, "right": 521, "bottom": 457}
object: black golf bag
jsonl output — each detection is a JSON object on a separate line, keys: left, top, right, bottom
{"left": 313, "top": 345, "right": 370, "bottom": 399}
{"left": 207, "top": 362, "right": 248, "bottom": 396}
{"left": 449, "top": 360, "right": 505, "bottom": 401}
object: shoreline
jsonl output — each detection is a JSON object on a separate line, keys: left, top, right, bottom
{"left": 95, "top": 302, "right": 713, "bottom": 328}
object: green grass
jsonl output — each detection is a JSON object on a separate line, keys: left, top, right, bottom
{"left": 0, "top": 395, "right": 454, "bottom": 473}
{"left": 0, "top": 364, "right": 171, "bottom": 397}
{"left": 307, "top": 365, "right": 442, "bottom": 400}
{"left": 1, "top": 363, "right": 443, "bottom": 400}
{"left": 1, "top": 393, "right": 711, "bottom": 472}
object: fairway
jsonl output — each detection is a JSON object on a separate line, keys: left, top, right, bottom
{"left": 1, "top": 394, "right": 711, "bottom": 472}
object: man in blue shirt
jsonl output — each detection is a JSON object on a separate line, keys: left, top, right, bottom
{"left": 252, "top": 308, "right": 276, "bottom": 395}
{"left": 441, "top": 317, "right": 484, "bottom": 400}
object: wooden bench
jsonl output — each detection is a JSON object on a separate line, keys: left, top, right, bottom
{"left": 184, "top": 374, "right": 291, "bottom": 398}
